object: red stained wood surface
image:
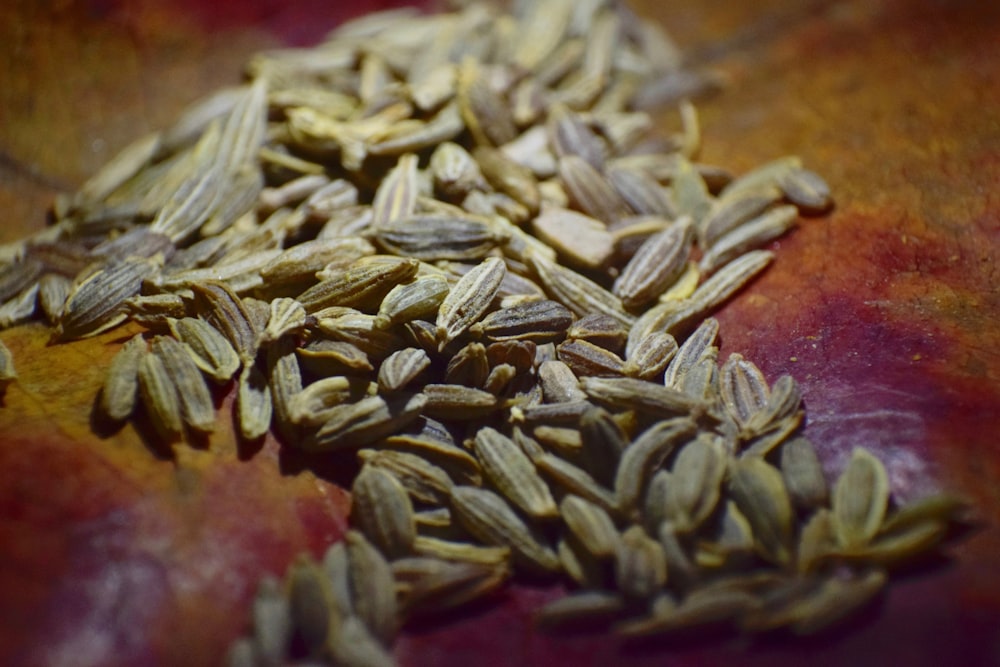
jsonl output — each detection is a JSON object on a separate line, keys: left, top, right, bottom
{"left": 1, "top": 1, "right": 998, "bottom": 666}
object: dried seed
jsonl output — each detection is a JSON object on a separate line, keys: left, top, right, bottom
{"left": 789, "top": 570, "right": 887, "bottom": 635}
{"left": 37, "top": 273, "right": 71, "bottom": 324}
{"left": 614, "top": 219, "right": 693, "bottom": 310}
{"left": 328, "top": 616, "right": 395, "bottom": 667}
{"left": 720, "top": 353, "right": 770, "bottom": 428}
{"left": 832, "top": 448, "right": 890, "bottom": 549}
{"left": 296, "top": 340, "right": 373, "bottom": 377}
{"left": 436, "top": 257, "right": 506, "bottom": 348}
{"left": 430, "top": 141, "right": 486, "bottom": 200}
{"left": 137, "top": 351, "right": 183, "bottom": 441}
{"left": 99, "top": 334, "right": 145, "bottom": 421}
{"left": 306, "top": 393, "right": 426, "bottom": 451}
{"left": 344, "top": 530, "right": 398, "bottom": 644}
{"left": 566, "top": 313, "right": 629, "bottom": 355}
{"left": 252, "top": 577, "right": 291, "bottom": 667}
{"left": 580, "top": 376, "right": 701, "bottom": 416}
{"left": 559, "top": 155, "right": 631, "bottom": 224}
{"left": 450, "top": 486, "right": 561, "bottom": 574}
{"left": 457, "top": 60, "right": 518, "bottom": 147}
{"left": 778, "top": 166, "right": 833, "bottom": 213}
{"left": 394, "top": 557, "right": 508, "bottom": 617}
{"left": 372, "top": 154, "right": 419, "bottom": 229}
{"left": 377, "top": 347, "right": 430, "bottom": 394}
{"left": 189, "top": 281, "right": 258, "bottom": 362}
{"left": 375, "top": 274, "right": 451, "bottom": 329}
{"left": 531, "top": 206, "right": 615, "bottom": 270}
{"left": 779, "top": 436, "right": 829, "bottom": 511}
{"left": 357, "top": 448, "right": 454, "bottom": 506}
{"left": 700, "top": 186, "right": 784, "bottom": 247}
{"left": 616, "top": 586, "right": 759, "bottom": 638}
{"left": 374, "top": 215, "right": 504, "bottom": 261}
{"left": 151, "top": 335, "right": 216, "bottom": 434}
{"left": 535, "top": 591, "right": 626, "bottom": 629}
{"left": 728, "top": 456, "right": 795, "bottom": 566}
{"left": 474, "top": 427, "right": 559, "bottom": 520}
{"left": 260, "top": 237, "right": 375, "bottom": 286}
{"left": 289, "top": 376, "right": 369, "bottom": 427}
{"left": 352, "top": 465, "right": 417, "bottom": 560}
{"left": 699, "top": 204, "right": 798, "bottom": 274}
{"left": 614, "top": 417, "right": 697, "bottom": 517}
{"left": 663, "top": 317, "right": 719, "bottom": 389}
{"left": 473, "top": 145, "right": 541, "bottom": 214}
{"left": 237, "top": 363, "right": 272, "bottom": 440}
{"left": 321, "top": 541, "right": 354, "bottom": 620}
{"left": 797, "top": 509, "right": 837, "bottom": 574}
{"left": 548, "top": 104, "right": 607, "bottom": 169}
{"left": 445, "top": 342, "right": 490, "bottom": 388}
{"left": 721, "top": 156, "right": 802, "bottom": 199}
{"left": 297, "top": 256, "right": 420, "bottom": 313}
{"left": 560, "top": 495, "right": 622, "bottom": 560}
{"left": 57, "top": 258, "right": 159, "bottom": 340}
{"left": 267, "top": 336, "right": 302, "bottom": 444}
{"left": 316, "top": 310, "right": 405, "bottom": 361}
{"left": 578, "top": 407, "right": 628, "bottom": 486}
{"left": 411, "top": 536, "right": 511, "bottom": 567}
{"left": 538, "top": 360, "right": 587, "bottom": 404}
{"left": 528, "top": 252, "right": 632, "bottom": 326}
{"left": 471, "top": 299, "right": 574, "bottom": 344}
{"left": 286, "top": 556, "right": 334, "bottom": 655}
{"left": 615, "top": 525, "right": 667, "bottom": 601}
{"left": 668, "top": 435, "right": 727, "bottom": 532}
{"left": 622, "top": 331, "right": 677, "bottom": 380}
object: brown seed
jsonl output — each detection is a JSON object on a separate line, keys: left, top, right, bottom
{"left": 778, "top": 166, "right": 833, "bottom": 213}
{"left": 137, "top": 350, "right": 183, "bottom": 441}
{"left": 151, "top": 335, "right": 216, "bottom": 434}
{"left": 450, "top": 486, "right": 561, "bottom": 574}
{"left": 473, "top": 427, "right": 559, "bottom": 520}
{"left": 531, "top": 206, "right": 615, "bottom": 270}
{"left": 615, "top": 525, "right": 668, "bottom": 601}
{"left": 99, "top": 334, "right": 145, "bottom": 421}
{"left": 377, "top": 347, "right": 431, "bottom": 394}
{"left": 237, "top": 363, "right": 272, "bottom": 440}
{"left": 351, "top": 465, "right": 417, "bottom": 560}
{"left": 728, "top": 456, "right": 795, "bottom": 566}
{"left": 613, "top": 219, "right": 693, "bottom": 310}
{"left": 357, "top": 448, "right": 454, "bottom": 506}
{"left": 779, "top": 436, "right": 829, "bottom": 511}
{"left": 306, "top": 393, "right": 426, "bottom": 451}
{"left": 436, "top": 257, "right": 506, "bottom": 349}
{"left": 560, "top": 495, "right": 622, "bottom": 560}
{"left": 344, "top": 530, "right": 399, "bottom": 645}
{"left": 168, "top": 317, "right": 241, "bottom": 384}
{"left": 286, "top": 555, "right": 335, "bottom": 655}
{"left": 832, "top": 447, "right": 890, "bottom": 549}
{"left": 297, "top": 256, "right": 420, "bottom": 313}
{"left": 559, "top": 155, "right": 631, "bottom": 224}
{"left": 614, "top": 417, "right": 697, "bottom": 517}
{"left": 57, "top": 258, "right": 159, "bottom": 341}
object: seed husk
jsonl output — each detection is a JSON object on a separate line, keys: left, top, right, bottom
{"left": 474, "top": 426, "right": 559, "bottom": 520}
{"left": 832, "top": 447, "right": 891, "bottom": 549}
{"left": 99, "top": 334, "right": 145, "bottom": 421}
{"left": 137, "top": 351, "right": 183, "bottom": 441}
{"left": 351, "top": 465, "right": 417, "bottom": 560}
{"left": 151, "top": 335, "right": 216, "bottom": 434}
{"left": 450, "top": 486, "right": 561, "bottom": 574}
{"left": 436, "top": 257, "right": 506, "bottom": 349}
{"left": 728, "top": 456, "right": 795, "bottom": 566}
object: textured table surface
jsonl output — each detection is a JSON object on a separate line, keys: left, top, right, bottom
{"left": 1, "top": 1, "right": 998, "bottom": 666}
